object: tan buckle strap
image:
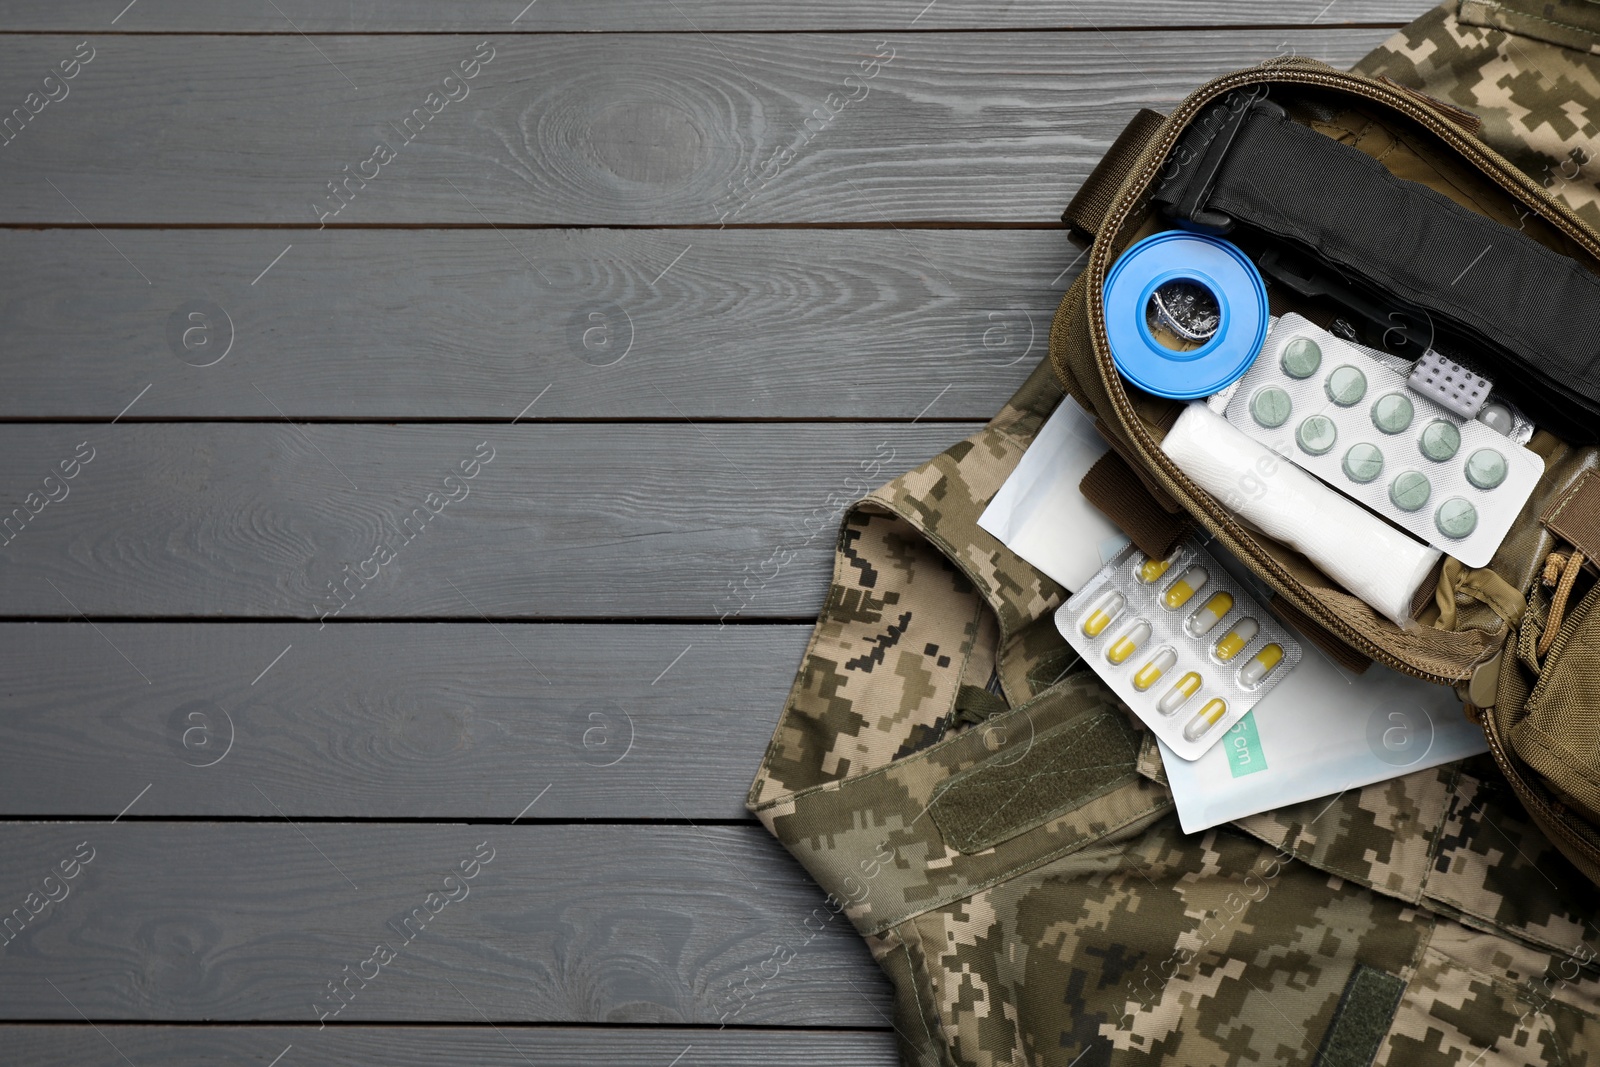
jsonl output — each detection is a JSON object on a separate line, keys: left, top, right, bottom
{"left": 1061, "top": 108, "right": 1167, "bottom": 243}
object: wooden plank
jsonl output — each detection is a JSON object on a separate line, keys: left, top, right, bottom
{"left": 0, "top": 823, "right": 892, "bottom": 1024}
{"left": 0, "top": 0, "right": 1423, "bottom": 31}
{"left": 0, "top": 30, "right": 1392, "bottom": 224}
{"left": 0, "top": 623, "right": 805, "bottom": 820}
{"left": 0, "top": 229, "right": 1062, "bottom": 419}
{"left": 0, "top": 423, "right": 966, "bottom": 618}
{"left": 0, "top": 1026, "right": 898, "bottom": 1067}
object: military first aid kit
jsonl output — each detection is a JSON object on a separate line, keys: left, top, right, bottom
{"left": 1051, "top": 65, "right": 1600, "bottom": 888}
{"left": 752, "top": 16, "right": 1600, "bottom": 1067}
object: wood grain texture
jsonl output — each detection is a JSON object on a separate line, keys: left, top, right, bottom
{"left": 0, "top": 30, "right": 1391, "bottom": 224}
{"left": 2, "top": 1025, "right": 898, "bottom": 1067}
{"left": 0, "top": 0, "right": 1424, "bottom": 31}
{"left": 0, "top": 228, "right": 1064, "bottom": 419}
{"left": 0, "top": 623, "right": 803, "bottom": 820}
{"left": 0, "top": 823, "right": 891, "bottom": 1024}
{"left": 0, "top": 423, "right": 967, "bottom": 617}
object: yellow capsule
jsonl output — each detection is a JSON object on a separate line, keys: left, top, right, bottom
{"left": 1136, "top": 553, "right": 1176, "bottom": 585}
{"left": 1185, "top": 590, "right": 1234, "bottom": 637}
{"left": 1161, "top": 566, "right": 1210, "bottom": 610}
{"left": 1106, "top": 621, "right": 1150, "bottom": 665}
{"left": 1183, "top": 697, "right": 1229, "bottom": 742}
{"left": 1158, "top": 672, "right": 1203, "bottom": 715}
{"left": 1132, "top": 648, "right": 1177, "bottom": 692}
{"left": 1214, "top": 617, "right": 1260, "bottom": 662}
{"left": 1240, "top": 642, "right": 1285, "bottom": 687}
{"left": 1080, "top": 591, "right": 1125, "bottom": 638}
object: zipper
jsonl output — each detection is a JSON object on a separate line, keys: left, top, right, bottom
{"left": 1086, "top": 62, "right": 1600, "bottom": 685}
{"left": 1483, "top": 707, "right": 1600, "bottom": 870}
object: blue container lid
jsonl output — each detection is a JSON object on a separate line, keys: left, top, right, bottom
{"left": 1103, "top": 231, "right": 1268, "bottom": 400}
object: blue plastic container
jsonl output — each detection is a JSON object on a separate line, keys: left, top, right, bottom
{"left": 1102, "top": 231, "right": 1269, "bottom": 399}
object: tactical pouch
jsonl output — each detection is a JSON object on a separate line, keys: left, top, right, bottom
{"left": 1490, "top": 495, "right": 1600, "bottom": 885}
{"left": 1048, "top": 53, "right": 1600, "bottom": 893}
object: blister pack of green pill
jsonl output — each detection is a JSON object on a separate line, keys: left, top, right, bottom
{"left": 1223, "top": 315, "right": 1543, "bottom": 567}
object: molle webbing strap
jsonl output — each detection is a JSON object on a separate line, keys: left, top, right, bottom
{"left": 1542, "top": 467, "right": 1600, "bottom": 566}
{"left": 1153, "top": 97, "right": 1600, "bottom": 443}
{"left": 1061, "top": 108, "right": 1168, "bottom": 242}
{"left": 928, "top": 708, "right": 1141, "bottom": 853}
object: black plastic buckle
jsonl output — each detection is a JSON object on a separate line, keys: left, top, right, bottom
{"left": 1166, "top": 92, "right": 1285, "bottom": 235}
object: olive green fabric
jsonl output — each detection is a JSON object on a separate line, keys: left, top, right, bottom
{"left": 929, "top": 707, "right": 1142, "bottom": 854}
{"left": 1493, "top": 573, "right": 1600, "bottom": 888}
{"left": 1313, "top": 965, "right": 1407, "bottom": 1067}
{"left": 749, "top": 7, "right": 1600, "bottom": 1063}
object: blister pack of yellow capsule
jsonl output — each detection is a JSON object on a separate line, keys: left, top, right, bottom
{"left": 1056, "top": 538, "right": 1302, "bottom": 761}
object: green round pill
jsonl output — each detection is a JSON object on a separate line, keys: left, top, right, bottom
{"left": 1325, "top": 365, "right": 1368, "bottom": 407}
{"left": 1390, "top": 470, "right": 1432, "bottom": 512}
{"left": 1371, "top": 392, "right": 1414, "bottom": 435}
{"left": 1296, "top": 414, "right": 1338, "bottom": 456}
{"left": 1419, "top": 419, "right": 1461, "bottom": 462}
{"left": 1281, "top": 336, "right": 1322, "bottom": 379}
{"left": 1250, "top": 386, "right": 1293, "bottom": 428}
{"left": 1342, "top": 442, "right": 1385, "bottom": 483}
{"left": 1435, "top": 497, "right": 1479, "bottom": 539}
{"left": 1465, "top": 447, "right": 1508, "bottom": 490}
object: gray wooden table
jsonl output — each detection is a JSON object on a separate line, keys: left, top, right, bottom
{"left": 0, "top": 3, "right": 1413, "bottom": 1062}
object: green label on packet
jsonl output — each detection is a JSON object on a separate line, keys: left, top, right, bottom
{"left": 1226, "top": 712, "right": 1268, "bottom": 778}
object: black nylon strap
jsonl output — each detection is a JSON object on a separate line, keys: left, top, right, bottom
{"left": 1154, "top": 97, "right": 1600, "bottom": 443}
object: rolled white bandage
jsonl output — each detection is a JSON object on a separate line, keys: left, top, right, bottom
{"left": 1160, "top": 403, "right": 1440, "bottom": 626}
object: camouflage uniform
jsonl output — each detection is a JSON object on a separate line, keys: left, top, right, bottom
{"left": 749, "top": 6, "right": 1600, "bottom": 1064}
{"left": 1354, "top": 0, "right": 1600, "bottom": 230}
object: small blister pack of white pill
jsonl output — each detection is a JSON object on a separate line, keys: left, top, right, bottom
{"left": 1056, "top": 538, "right": 1301, "bottom": 761}
{"left": 1223, "top": 314, "right": 1544, "bottom": 567}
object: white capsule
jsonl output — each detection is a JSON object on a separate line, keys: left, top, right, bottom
{"left": 1239, "top": 643, "right": 1286, "bottom": 687}
{"left": 1136, "top": 552, "right": 1177, "bottom": 585}
{"left": 1157, "top": 672, "right": 1202, "bottom": 716}
{"left": 1183, "top": 698, "right": 1229, "bottom": 742}
{"left": 1132, "top": 648, "right": 1177, "bottom": 692}
{"left": 1214, "top": 617, "right": 1260, "bottom": 662}
{"left": 1162, "top": 566, "right": 1210, "bottom": 610}
{"left": 1106, "top": 621, "right": 1151, "bottom": 666}
{"left": 1185, "top": 591, "right": 1234, "bottom": 637}
{"left": 1081, "top": 591, "right": 1125, "bottom": 638}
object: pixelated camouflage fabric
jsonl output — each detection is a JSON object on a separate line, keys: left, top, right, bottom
{"left": 1356, "top": 0, "right": 1600, "bottom": 230}
{"left": 875, "top": 816, "right": 1600, "bottom": 1067}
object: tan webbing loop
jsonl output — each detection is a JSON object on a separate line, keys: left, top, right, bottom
{"left": 1061, "top": 108, "right": 1167, "bottom": 242}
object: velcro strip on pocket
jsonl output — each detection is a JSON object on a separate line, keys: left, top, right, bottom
{"left": 929, "top": 709, "right": 1141, "bottom": 853}
{"left": 1314, "top": 964, "right": 1406, "bottom": 1067}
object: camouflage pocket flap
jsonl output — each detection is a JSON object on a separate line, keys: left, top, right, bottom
{"left": 930, "top": 709, "right": 1141, "bottom": 853}
{"left": 1460, "top": 0, "right": 1600, "bottom": 54}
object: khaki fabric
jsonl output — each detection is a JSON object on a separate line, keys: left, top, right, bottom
{"left": 750, "top": 7, "right": 1600, "bottom": 1064}
{"left": 1354, "top": 0, "right": 1600, "bottom": 230}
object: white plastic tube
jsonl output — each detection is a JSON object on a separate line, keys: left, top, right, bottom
{"left": 1160, "top": 403, "right": 1440, "bottom": 626}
